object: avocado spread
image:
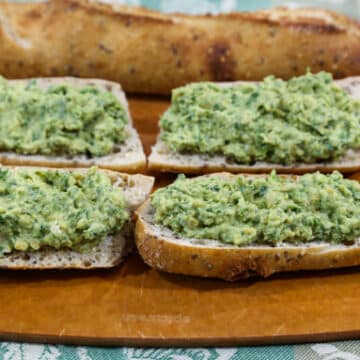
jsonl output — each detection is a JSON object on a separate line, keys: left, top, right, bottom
{"left": 0, "top": 167, "right": 128, "bottom": 255}
{"left": 160, "top": 72, "right": 360, "bottom": 165}
{"left": 151, "top": 172, "right": 360, "bottom": 246}
{"left": 0, "top": 77, "right": 128, "bottom": 156}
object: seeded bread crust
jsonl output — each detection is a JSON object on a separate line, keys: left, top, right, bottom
{"left": 148, "top": 77, "right": 360, "bottom": 174}
{"left": 0, "top": 167, "right": 154, "bottom": 269}
{"left": 135, "top": 172, "right": 360, "bottom": 281}
{"left": 0, "top": 77, "right": 146, "bottom": 173}
{"left": 0, "top": 1, "right": 360, "bottom": 94}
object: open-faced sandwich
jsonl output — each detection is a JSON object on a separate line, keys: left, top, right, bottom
{"left": 136, "top": 171, "right": 360, "bottom": 280}
{"left": 0, "top": 166, "right": 153, "bottom": 269}
{"left": 0, "top": 77, "right": 145, "bottom": 172}
{"left": 149, "top": 71, "right": 360, "bottom": 174}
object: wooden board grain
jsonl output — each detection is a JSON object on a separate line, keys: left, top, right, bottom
{"left": 1, "top": 96, "right": 360, "bottom": 346}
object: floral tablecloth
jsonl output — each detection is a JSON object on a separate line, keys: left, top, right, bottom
{"left": 1, "top": 341, "right": 360, "bottom": 359}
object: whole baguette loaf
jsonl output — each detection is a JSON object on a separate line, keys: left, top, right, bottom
{"left": 135, "top": 173, "right": 360, "bottom": 281}
{"left": 0, "top": 167, "right": 154, "bottom": 270}
{"left": 0, "top": 77, "right": 146, "bottom": 172}
{"left": 0, "top": 0, "right": 359, "bottom": 94}
{"left": 148, "top": 76, "right": 360, "bottom": 174}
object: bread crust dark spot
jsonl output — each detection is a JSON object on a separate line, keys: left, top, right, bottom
{"left": 207, "top": 42, "right": 235, "bottom": 81}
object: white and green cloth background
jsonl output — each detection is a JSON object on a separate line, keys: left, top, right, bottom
{"left": 4, "top": 1, "right": 360, "bottom": 359}
{"left": 1, "top": 341, "right": 360, "bottom": 359}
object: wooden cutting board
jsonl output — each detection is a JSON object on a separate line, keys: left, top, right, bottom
{"left": 1, "top": 95, "right": 360, "bottom": 347}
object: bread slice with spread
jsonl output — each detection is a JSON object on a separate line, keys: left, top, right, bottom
{"left": 0, "top": 166, "right": 154, "bottom": 269}
{"left": 149, "top": 72, "right": 360, "bottom": 174}
{"left": 0, "top": 77, "right": 145, "bottom": 172}
{"left": 135, "top": 171, "right": 360, "bottom": 280}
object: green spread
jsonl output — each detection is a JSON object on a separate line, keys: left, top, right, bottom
{"left": 0, "top": 77, "right": 128, "bottom": 156}
{"left": 0, "top": 167, "right": 128, "bottom": 255}
{"left": 160, "top": 72, "right": 360, "bottom": 165}
{"left": 151, "top": 172, "right": 360, "bottom": 246}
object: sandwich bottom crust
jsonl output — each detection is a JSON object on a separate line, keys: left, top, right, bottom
{"left": 135, "top": 201, "right": 360, "bottom": 281}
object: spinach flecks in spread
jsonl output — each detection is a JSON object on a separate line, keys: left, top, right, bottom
{"left": 0, "top": 77, "right": 128, "bottom": 156}
{"left": 151, "top": 172, "right": 360, "bottom": 246}
{"left": 0, "top": 167, "right": 128, "bottom": 255}
{"left": 160, "top": 72, "right": 360, "bottom": 165}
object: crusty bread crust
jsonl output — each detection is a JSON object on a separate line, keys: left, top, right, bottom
{"left": 0, "top": 167, "right": 154, "bottom": 269}
{"left": 0, "top": 1, "right": 359, "bottom": 94}
{"left": 0, "top": 224, "right": 132, "bottom": 270}
{"left": 149, "top": 140, "right": 360, "bottom": 174}
{"left": 148, "top": 77, "right": 360, "bottom": 174}
{"left": 0, "top": 77, "right": 146, "bottom": 172}
{"left": 135, "top": 173, "right": 360, "bottom": 281}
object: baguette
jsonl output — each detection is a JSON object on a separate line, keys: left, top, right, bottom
{"left": 148, "top": 76, "right": 360, "bottom": 174}
{"left": 0, "top": 1, "right": 360, "bottom": 94}
{"left": 0, "top": 167, "right": 154, "bottom": 269}
{"left": 135, "top": 172, "right": 360, "bottom": 281}
{"left": 0, "top": 77, "right": 146, "bottom": 172}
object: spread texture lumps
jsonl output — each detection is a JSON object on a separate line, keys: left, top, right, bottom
{"left": 0, "top": 167, "right": 129, "bottom": 255}
{"left": 151, "top": 171, "right": 360, "bottom": 247}
{"left": 160, "top": 72, "right": 360, "bottom": 165}
{"left": 0, "top": 77, "right": 128, "bottom": 156}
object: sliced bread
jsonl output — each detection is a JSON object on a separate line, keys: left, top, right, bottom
{"left": 0, "top": 167, "right": 154, "bottom": 269}
{"left": 0, "top": 77, "right": 146, "bottom": 172}
{"left": 135, "top": 172, "right": 360, "bottom": 280}
{"left": 148, "top": 77, "right": 360, "bottom": 174}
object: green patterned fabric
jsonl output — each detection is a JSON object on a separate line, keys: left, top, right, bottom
{"left": 1, "top": 342, "right": 360, "bottom": 359}
{"left": 2, "top": 1, "right": 360, "bottom": 359}
{"left": 98, "top": 0, "right": 358, "bottom": 19}
{"left": 15, "top": 0, "right": 356, "bottom": 18}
